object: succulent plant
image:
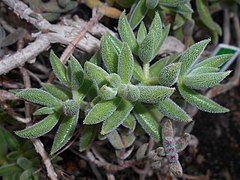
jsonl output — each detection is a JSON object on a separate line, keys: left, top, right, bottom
{"left": 12, "top": 10, "right": 231, "bottom": 177}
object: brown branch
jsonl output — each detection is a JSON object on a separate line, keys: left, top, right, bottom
{"left": 60, "top": 9, "right": 103, "bottom": 64}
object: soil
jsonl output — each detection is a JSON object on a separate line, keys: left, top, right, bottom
{"left": 183, "top": 86, "right": 240, "bottom": 180}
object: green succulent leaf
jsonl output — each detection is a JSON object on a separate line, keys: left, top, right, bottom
{"left": 79, "top": 125, "right": 97, "bottom": 152}
{"left": 68, "top": 56, "right": 84, "bottom": 90}
{"left": 118, "top": 11, "right": 138, "bottom": 54}
{"left": 118, "top": 43, "right": 134, "bottom": 84}
{"left": 138, "top": 86, "right": 175, "bottom": 103}
{"left": 194, "top": 54, "right": 233, "bottom": 69}
{"left": 19, "top": 168, "right": 35, "bottom": 180}
{"left": 99, "top": 85, "right": 117, "bottom": 100}
{"left": 33, "top": 107, "right": 55, "bottom": 116}
{"left": 178, "top": 83, "right": 229, "bottom": 113}
{"left": 63, "top": 99, "right": 79, "bottom": 116}
{"left": 170, "top": 3, "right": 193, "bottom": 14}
{"left": 84, "top": 61, "right": 109, "bottom": 86}
{"left": 137, "top": 22, "right": 147, "bottom": 45}
{"left": 184, "top": 71, "right": 231, "bottom": 90}
{"left": 188, "top": 66, "right": 219, "bottom": 76}
{"left": 118, "top": 84, "right": 140, "bottom": 102}
{"left": 158, "top": 0, "right": 188, "bottom": 7}
{"left": 50, "top": 50, "right": 68, "bottom": 85}
{"left": 150, "top": 53, "right": 180, "bottom": 78}
{"left": 133, "top": 60, "right": 144, "bottom": 81}
{"left": 17, "top": 157, "right": 32, "bottom": 170}
{"left": 129, "top": 0, "right": 148, "bottom": 30}
{"left": 101, "top": 33, "right": 121, "bottom": 73}
{"left": 123, "top": 114, "right": 136, "bottom": 130}
{"left": 107, "top": 130, "right": 124, "bottom": 149}
{"left": 15, "top": 113, "right": 60, "bottom": 138}
{"left": 41, "top": 83, "right": 71, "bottom": 101}
{"left": 149, "top": 12, "right": 163, "bottom": 56}
{"left": 146, "top": 0, "right": 159, "bottom": 9}
{"left": 106, "top": 73, "right": 122, "bottom": 88}
{"left": 0, "top": 164, "right": 21, "bottom": 176}
{"left": 83, "top": 97, "right": 122, "bottom": 124}
{"left": 124, "top": 133, "right": 136, "bottom": 148}
{"left": 74, "top": 77, "right": 93, "bottom": 103}
{"left": 158, "top": 98, "right": 192, "bottom": 122}
{"left": 51, "top": 114, "right": 79, "bottom": 154}
{"left": 101, "top": 100, "right": 134, "bottom": 135}
{"left": 196, "top": 0, "right": 221, "bottom": 35}
{"left": 158, "top": 62, "right": 181, "bottom": 86}
{"left": 138, "top": 32, "right": 154, "bottom": 63}
{"left": 0, "top": 127, "right": 20, "bottom": 151}
{"left": 134, "top": 103, "right": 161, "bottom": 141}
{"left": 179, "top": 39, "right": 211, "bottom": 77}
{"left": 16, "top": 89, "right": 62, "bottom": 108}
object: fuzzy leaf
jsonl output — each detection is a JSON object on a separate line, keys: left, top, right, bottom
{"left": 133, "top": 60, "right": 144, "bottom": 81}
{"left": 150, "top": 53, "right": 180, "bottom": 78}
{"left": 99, "top": 85, "right": 117, "bottom": 100}
{"left": 68, "top": 56, "right": 84, "bottom": 90}
{"left": 146, "top": 0, "right": 159, "bottom": 9}
{"left": 106, "top": 73, "right": 122, "bottom": 88}
{"left": 17, "top": 157, "right": 32, "bottom": 170}
{"left": 19, "top": 168, "right": 35, "bottom": 180}
{"left": 188, "top": 66, "right": 219, "bottom": 76}
{"left": 170, "top": 3, "right": 193, "bottom": 14}
{"left": 101, "top": 33, "right": 121, "bottom": 73}
{"left": 175, "top": 133, "right": 191, "bottom": 152}
{"left": 158, "top": 0, "right": 188, "bottom": 7}
{"left": 194, "top": 54, "right": 233, "bottom": 69}
{"left": 138, "top": 32, "right": 154, "bottom": 63}
{"left": 138, "top": 86, "right": 175, "bottom": 103}
{"left": 136, "top": 143, "right": 149, "bottom": 160}
{"left": 123, "top": 133, "right": 136, "bottom": 148}
{"left": 75, "top": 77, "right": 93, "bottom": 103}
{"left": 129, "top": 0, "right": 148, "bottom": 30}
{"left": 83, "top": 97, "right": 122, "bottom": 124}
{"left": 107, "top": 130, "right": 124, "bottom": 149}
{"left": 0, "top": 164, "right": 21, "bottom": 176}
{"left": 118, "top": 43, "right": 134, "bottom": 84}
{"left": 84, "top": 62, "right": 109, "bottom": 86}
{"left": 50, "top": 50, "right": 68, "bottom": 85}
{"left": 51, "top": 114, "right": 78, "bottom": 154}
{"left": 179, "top": 39, "right": 211, "bottom": 77}
{"left": 158, "top": 62, "right": 181, "bottom": 86}
{"left": 101, "top": 100, "right": 134, "bottom": 135}
{"left": 178, "top": 83, "right": 229, "bottom": 113}
{"left": 158, "top": 98, "right": 192, "bottom": 122}
{"left": 123, "top": 114, "right": 136, "bottom": 130}
{"left": 15, "top": 113, "right": 60, "bottom": 138}
{"left": 63, "top": 99, "right": 79, "bottom": 116}
{"left": 184, "top": 71, "right": 231, "bottom": 90}
{"left": 33, "top": 107, "right": 55, "bottom": 116}
{"left": 41, "top": 83, "right": 71, "bottom": 101}
{"left": 196, "top": 0, "right": 221, "bottom": 34}
{"left": 118, "top": 11, "right": 138, "bottom": 53}
{"left": 79, "top": 125, "right": 97, "bottom": 152}
{"left": 149, "top": 12, "right": 163, "bottom": 56}
{"left": 134, "top": 103, "right": 161, "bottom": 141}
{"left": 0, "top": 127, "right": 20, "bottom": 151}
{"left": 118, "top": 84, "right": 140, "bottom": 102}
{"left": 137, "top": 22, "right": 147, "bottom": 45}
{"left": 155, "top": 24, "right": 170, "bottom": 55}
{"left": 16, "top": 89, "right": 62, "bottom": 108}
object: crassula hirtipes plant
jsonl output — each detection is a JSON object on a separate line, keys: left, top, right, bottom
{"left": 13, "top": 11, "right": 232, "bottom": 177}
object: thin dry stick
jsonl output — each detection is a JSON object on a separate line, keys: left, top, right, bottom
{"left": 60, "top": 9, "right": 103, "bottom": 64}
{"left": 19, "top": 66, "right": 58, "bottom": 180}
{"left": 48, "top": 9, "right": 103, "bottom": 83}
{"left": 223, "top": 8, "right": 231, "bottom": 44}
